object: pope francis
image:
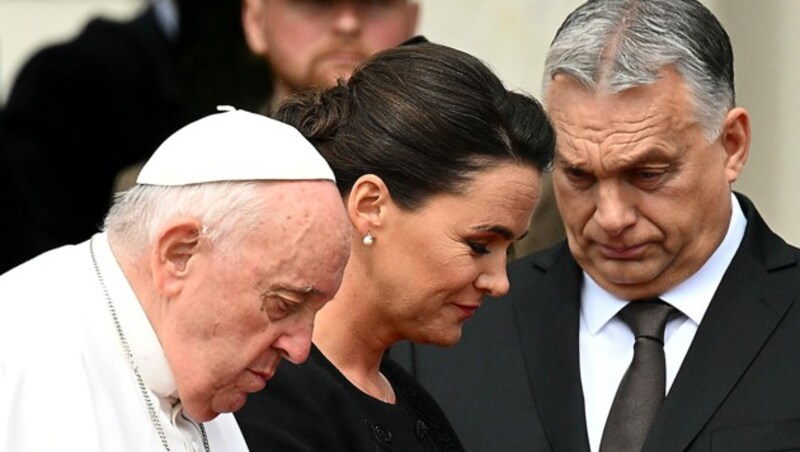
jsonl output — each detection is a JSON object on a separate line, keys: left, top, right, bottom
{"left": 0, "top": 107, "right": 351, "bottom": 451}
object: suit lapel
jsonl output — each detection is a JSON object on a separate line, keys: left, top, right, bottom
{"left": 513, "top": 244, "right": 591, "bottom": 451}
{"left": 644, "top": 194, "right": 797, "bottom": 451}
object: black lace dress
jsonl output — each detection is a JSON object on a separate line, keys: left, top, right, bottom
{"left": 235, "top": 345, "right": 465, "bottom": 451}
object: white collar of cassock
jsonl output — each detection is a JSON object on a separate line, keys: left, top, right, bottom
{"left": 581, "top": 192, "right": 747, "bottom": 332}
{"left": 92, "top": 232, "right": 178, "bottom": 400}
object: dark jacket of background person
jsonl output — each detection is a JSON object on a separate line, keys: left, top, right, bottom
{"left": 0, "top": 0, "right": 269, "bottom": 274}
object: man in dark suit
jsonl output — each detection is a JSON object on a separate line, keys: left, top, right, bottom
{"left": 391, "top": 0, "right": 800, "bottom": 450}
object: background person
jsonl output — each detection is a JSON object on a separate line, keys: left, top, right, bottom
{"left": 395, "top": 0, "right": 800, "bottom": 451}
{"left": 0, "top": 108, "right": 351, "bottom": 451}
{"left": 234, "top": 40, "right": 555, "bottom": 451}
{"left": 241, "top": 0, "right": 419, "bottom": 114}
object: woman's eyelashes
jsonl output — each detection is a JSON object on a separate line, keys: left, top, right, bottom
{"left": 467, "top": 241, "right": 490, "bottom": 255}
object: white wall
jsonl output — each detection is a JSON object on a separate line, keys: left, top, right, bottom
{"left": 710, "top": 0, "right": 800, "bottom": 246}
{"left": 417, "top": 0, "right": 584, "bottom": 98}
{"left": 2, "top": 0, "right": 799, "bottom": 244}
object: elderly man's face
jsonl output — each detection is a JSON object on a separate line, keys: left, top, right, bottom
{"left": 160, "top": 181, "right": 350, "bottom": 421}
{"left": 547, "top": 69, "right": 748, "bottom": 301}
{"left": 243, "top": 0, "right": 418, "bottom": 100}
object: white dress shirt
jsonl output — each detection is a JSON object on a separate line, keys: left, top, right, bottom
{"left": 580, "top": 193, "right": 747, "bottom": 452}
{"left": 0, "top": 233, "right": 248, "bottom": 451}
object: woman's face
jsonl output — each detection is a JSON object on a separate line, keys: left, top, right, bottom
{"left": 371, "top": 162, "right": 541, "bottom": 346}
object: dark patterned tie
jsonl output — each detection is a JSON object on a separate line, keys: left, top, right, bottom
{"left": 599, "top": 299, "right": 676, "bottom": 452}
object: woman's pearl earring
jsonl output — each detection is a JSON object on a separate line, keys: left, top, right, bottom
{"left": 362, "top": 232, "right": 374, "bottom": 247}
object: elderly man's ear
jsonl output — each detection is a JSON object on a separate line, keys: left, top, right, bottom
{"left": 152, "top": 219, "right": 205, "bottom": 297}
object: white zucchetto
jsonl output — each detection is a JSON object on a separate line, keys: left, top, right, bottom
{"left": 136, "top": 106, "right": 335, "bottom": 186}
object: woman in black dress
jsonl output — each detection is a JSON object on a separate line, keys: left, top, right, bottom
{"left": 235, "top": 38, "right": 555, "bottom": 451}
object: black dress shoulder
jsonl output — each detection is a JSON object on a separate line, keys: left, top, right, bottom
{"left": 235, "top": 345, "right": 465, "bottom": 451}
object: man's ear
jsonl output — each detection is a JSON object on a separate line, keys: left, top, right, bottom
{"left": 151, "top": 218, "right": 205, "bottom": 297}
{"left": 720, "top": 106, "right": 751, "bottom": 184}
{"left": 242, "top": 0, "right": 269, "bottom": 55}
{"left": 347, "top": 174, "right": 392, "bottom": 237}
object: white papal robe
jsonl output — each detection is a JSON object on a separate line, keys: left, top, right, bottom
{"left": 0, "top": 233, "right": 249, "bottom": 451}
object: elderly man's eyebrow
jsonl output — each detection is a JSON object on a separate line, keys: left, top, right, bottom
{"left": 278, "top": 284, "right": 322, "bottom": 297}
{"left": 262, "top": 284, "right": 314, "bottom": 297}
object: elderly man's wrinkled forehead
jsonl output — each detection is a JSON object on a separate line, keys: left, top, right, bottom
{"left": 264, "top": 179, "right": 352, "bottom": 291}
{"left": 265, "top": 179, "right": 351, "bottom": 245}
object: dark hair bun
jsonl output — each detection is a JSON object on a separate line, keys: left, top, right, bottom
{"left": 275, "top": 81, "right": 351, "bottom": 145}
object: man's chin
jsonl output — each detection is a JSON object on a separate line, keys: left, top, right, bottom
{"left": 209, "top": 392, "right": 248, "bottom": 417}
{"left": 183, "top": 392, "right": 246, "bottom": 422}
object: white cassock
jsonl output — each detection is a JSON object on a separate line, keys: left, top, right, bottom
{"left": 0, "top": 233, "right": 249, "bottom": 451}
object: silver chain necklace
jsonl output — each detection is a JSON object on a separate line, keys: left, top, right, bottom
{"left": 89, "top": 238, "right": 210, "bottom": 452}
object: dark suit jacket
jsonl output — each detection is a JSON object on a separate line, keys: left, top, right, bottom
{"left": 390, "top": 193, "right": 800, "bottom": 451}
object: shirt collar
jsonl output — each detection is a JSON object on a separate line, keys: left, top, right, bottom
{"left": 92, "top": 232, "right": 178, "bottom": 399}
{"left": 582, "top": 192, "right": 747, "bottom": 334}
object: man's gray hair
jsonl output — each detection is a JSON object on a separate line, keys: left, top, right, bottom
{"left": 542, "top": 0, "right": 735, "bottom": 140}
{"left": 104, "top": 181, "right": 275, "bottom": 263}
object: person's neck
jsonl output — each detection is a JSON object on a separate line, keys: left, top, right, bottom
{"left": 269, "top": 81, "right": 293, "bottom": 116}
{"left": 313, "top": 294, "right": 396, "bottom": 403}
{"left": 314, "top": 297, "right": 387, "bottom": 372}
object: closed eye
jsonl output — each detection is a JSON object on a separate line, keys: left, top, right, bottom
{"left": 563, "top": 166, "right": 595, "bottom": 189}
{"left": 467, "top": 241, "right": 490, "bottom": 255}
{"left": 634, "top": 170, "right": 662, "bottom": 180}
{"left": 628, "top": 166, "right": 671, "bottom": 189}
{"left": 261, "top": 294, "right": 302, "bottom": 321}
